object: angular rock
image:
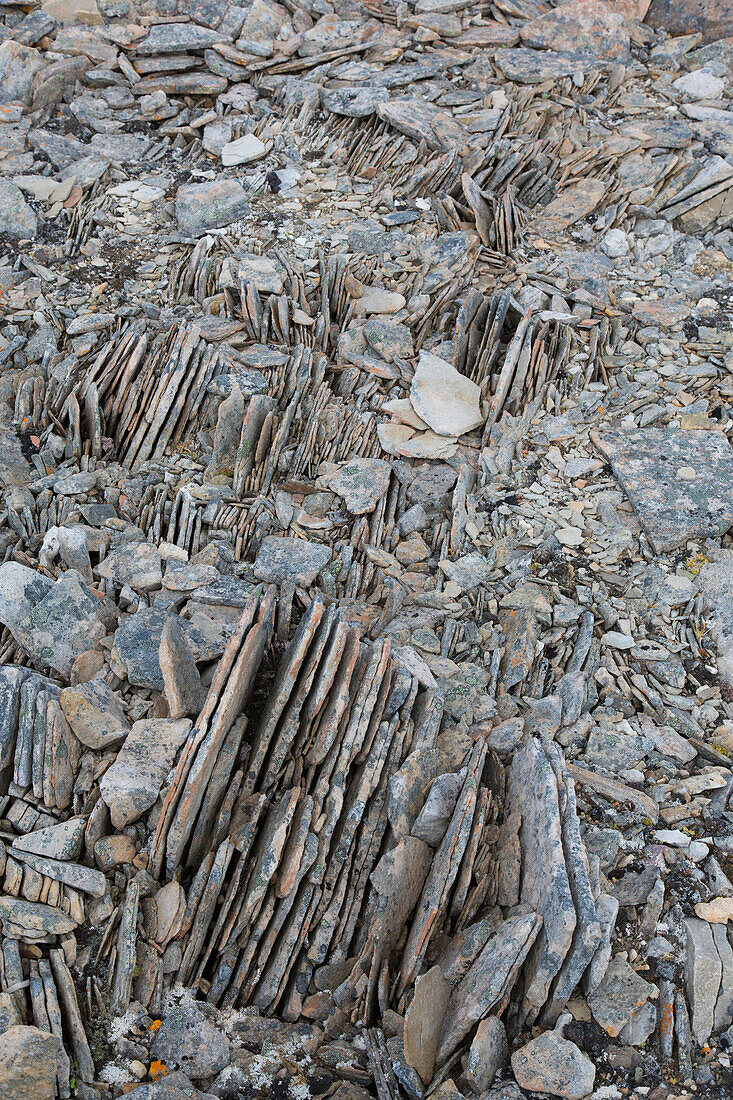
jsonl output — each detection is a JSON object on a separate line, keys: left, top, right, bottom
{"left": 0, "top": 180, "right": 37, "bottom": 240}
{"left": 327, "top": 459, "right": 392, "bottom": 515}
{"left": 60, "top": 678, "right": 130, "bottom": 749}
{"left": 684, "top": 917, "right": 723, "bottom": 1044}
{"left": 151, "top": 1005, "right": 230, "bottom": 1079}
{"left": 410, "top": 352, "right": 483, "bottom": 438}
{"left": 594, "top": 426, "right": 733, "bottom": 553}
{"left": 253, "top": 537, "right": 331, "bottom": 585}
{"left": 511, "top": 1033, "right": 595, "bottom": 1100}
{"left": 0, "top": 1026, "right": 59, "bottom": 1100}
{"left": 176, "top": 181, "right": 249, "bottom": 235}
{"left": 521, "top": 0, "right": 629, "bottom": 59}
{"left": 99, "top": 718, "right": 192, "bottom": 827}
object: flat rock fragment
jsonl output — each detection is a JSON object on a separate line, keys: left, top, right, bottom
{"left": 327, "top": 458, "right": 392, "bottom": 515}
{"left": 594, "top": 427, "right": 733, "bottom": 552}
{"left": 520, "top": 0, "right": 630, "bottom": 59}
{"left": 99, "top": 718, "right": 192, "bottom": 827}
{"left": 511, "top": 1033, "right": 595, "bottom": 1100}
{"left": 254, "top": 537, "right": 331, "bottom": 585}
{"left": 404, "top": 965, "right": 451, "bottom": 1084}
{"left": 410, "top": 352, "right": 483, "bottom": 437}
{"left": 684, "top": 917, "right": 723, "bottom": 1044}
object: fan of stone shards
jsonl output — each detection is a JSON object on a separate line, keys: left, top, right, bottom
{"left": 119, "top": 585, "right": 552, "bottom": 1094}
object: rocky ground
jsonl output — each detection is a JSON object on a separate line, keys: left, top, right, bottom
{"left": 1, "top": 0, "right": 733, "bottom": 1098}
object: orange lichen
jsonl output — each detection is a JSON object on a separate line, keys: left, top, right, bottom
{"left": 149, "top": 1060, "right": 168, "bottom": 1081}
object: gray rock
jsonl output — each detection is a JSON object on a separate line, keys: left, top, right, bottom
{"left": 253, "top": 536, "right": 331, "bottom": 585}
{"left": 60, "top": 678, "right": 130, "bottom": 750}
{"left": 508, "top": 737, "right": 577, "bottom": 1024}
{"left": 713, "top": 923, "right": 733, "bottom": 1032}
{"left": 97, "top": 541, "right": 162, "bottom": 592}
{"left": 697, "top": 550, "right": 733, "bottom": 692}
{"left": 328, "top": 458, "right": 392, "bottom": 515}
{"left": 8, "top": 571, "right": 115, "bottom": 678}
{"left": 684, "top": 917, "right": 723, "bottom": 1044}
{"left": 0, "top": 180, "right": 37, "bottom": 240}
{"left": 151, "top": 1005, "right": 230, "bottom": 1079}
{"left": 0, "top": 994, "right": 21, "bottom": 1036}
{"left": 322, "top": 86, "right": 389, "bottom": 117}
{"left": 588, "top": 954, "right": 656, "bottom": 1040}
{"left": 88, "top": 133, "right": 152, "bottom": 164}
{"left": 159, "top": 617, "right": 206, "bottom": 719}
{"left": 137, "top": 22, "right": 231, "bottom": 53}
{"left": 99, "top": 717, "right": 191, "bottom": 827}
{"left": 441, "top": 551, "right": 493, "bottom": 594}
{"left": 176, "top": 180, "right": 249, "bottom": 235}
{"left": 494, "top": 46, "right": 608, "bottom": 83}
{"left": 0, "top": 1025, "right": 60, "bottom": 1100}
{"left": 0, "top": 897, "right": 78, "bottom": 937}
{"left": 412, "top": 771, "right": 464, "bottom": 847}
{"left": 207, "top": 383, "right": 244, "bottom": 477}
{"left": 595, "top": 426, "right": 733, "bottom": 553}
{"left": 112, "top": 609, "right": 224, "bottom": 690}
{"left": 11, "top": 817, "right": 85, "bottom": 861}
{"left": 0, "top": 565, "right": 53, "bottom": 638}
{"left": 435, "top": 912, "right": 541, "bottom": 1063}
{"left": 583, "top": 893, "right": 618, "bottom": 995}
{"left": 127, "top": 1071, "right": 208, "bottom": 1100}
{"left": 0, "top": 42, "right": 44, "bottom": 105}
{"left": 466, "top": 1016, "right": 508, "bottom": 1092}
{"left": 511, "top": 1033, "right": 595, "bottom": 1100}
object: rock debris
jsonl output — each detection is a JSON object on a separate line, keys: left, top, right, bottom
{"left": 1, "top": 1, "right": 733, "bottom": 1099}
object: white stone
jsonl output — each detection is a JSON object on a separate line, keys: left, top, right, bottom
{"left": 673, "top": 70, "right": 726, "bottom": 101}
{"left": 409, "top": 351, "right": 483, "bottom": 437}
{"left": 556, "top": 526, "right": 583, "bottom": 547}
{"left": 600, "top": 228, "right": 629, "bottom": 258}
{"left": 355, "top": 287, "right": 406, "bottom": 315}
{"left": 695, "top": 897, "right": 733, "bottom": 923}
{"left": 601, "top": 631, "right": 634, "bottom": 650}
{"left": 221, "top": 134, "right": 267, "bottom": 166}
{"left": 676, "top": 466, "right": 697, "bottom": 481}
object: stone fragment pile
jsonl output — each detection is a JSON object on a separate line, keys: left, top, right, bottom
{"left": 3, "top": 0, "right": 733, "bottom": 1098}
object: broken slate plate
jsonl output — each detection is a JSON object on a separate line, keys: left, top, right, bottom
{"left": 410, "top": 351, "right": 483, "bottom": 438}
{"left": 593, "top": 426, "right": 733, "bottom": 553}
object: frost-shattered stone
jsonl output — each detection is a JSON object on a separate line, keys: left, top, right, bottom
{"left": 159, "top": 617, "right": 206, "bottom": 719}
{"left": 254, "top": 536, "right": 331, "bottom": 585}
{"left": 587, "top": 954, "right": 656, "bottom": 1038}
{"left": 176, "top": 180, "right": 249, "bottom": 235}
{"left": 11, "top": 571, "right": 114, "bottom": 677}
{"left": 511, "top": 1033, "right": 595, "bottom": 1100}
{"left": 595, "top": 427, "right": 733, "bottom": 552}
{"left": 150, "top": 1005, "right": 230, "bottom": 1079}
{"left": 126, "top": 1072, "right": 210, "bottom": 1100}
{"left": 97, "top": 542, "right": 162, "bottom": 591}
{"left": 99, "top": 717, "right": 191, "bottom": 827}
{"left": 221, "top": 134, "right": 266, "bottom": 166}
{"left": 410, "top": 352, "right": 483, "bottom": 437}
{"left": 520, "top": 0, "right": 630, "bottom": 59}
{"left": 466, "top": 1016, "right": 508, "bottom": 1092}
{"left": 11, "top": 817, "right": 84, "bottom": 861}
{"left": 4, "top": 0, "right": 733, "bottom": 1093}
{"left": 0, "top": 180, "right": 37, "bottom": 239}
{"left": 60, "top": 678, "right": 129, "bottom": 749}
{"left": 0, "top": 1025, "right": 59, "bottom": 1100}
{"left": 684, "top": 917, "right": 723, "bottom": 1044}
{"left": 0, "top": 42, "right": 44, "bottom": 104}
{"left": 328, "top": 458, "right": 392, "bottom": 515}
